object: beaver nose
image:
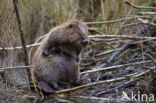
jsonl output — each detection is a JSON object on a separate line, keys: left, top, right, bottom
{"left": 81, "top": 39, "right": 89, "bottom": 46}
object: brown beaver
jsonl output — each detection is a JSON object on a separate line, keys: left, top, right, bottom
{"left": 32, "top": 20, "right": 88, "bottom": 93}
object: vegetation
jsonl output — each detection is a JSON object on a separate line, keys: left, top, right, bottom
{"left": 0, "top": 0, "right": 156, "bottom": 102}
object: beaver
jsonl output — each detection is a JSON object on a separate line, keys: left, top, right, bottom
{"left": 32, "top": 20, "right": 88, "bottom": 93}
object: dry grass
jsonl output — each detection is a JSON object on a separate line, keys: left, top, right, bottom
{"left": 0, "top": 0, "right": 153, "bottom": 99}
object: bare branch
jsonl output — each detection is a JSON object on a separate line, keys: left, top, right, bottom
{"left": 80, "top": 60, "right": 151, "bottom": 75}
{"left": 0, "top": 43, "right": 41, "bottom": 51}
{"left": 0, "top": 65, "right": 32, "bottom": 72}
{"left": 12, "top": 0, "right": 36, "bottom": 91}
{"left": 85, "top": 16, "right": 148, "bottom": 25}
{"left": 125, "top": 0, "right": 156, "bottom": 10}
{"left": 54, "top": 68, "right": 153, "bottom": 94}
{"left": 1, "top": 35, "right": 156, "bottom": 51}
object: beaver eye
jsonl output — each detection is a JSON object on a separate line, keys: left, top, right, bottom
{"left": 69, "top": 24, "right": 72, "bottom": 28}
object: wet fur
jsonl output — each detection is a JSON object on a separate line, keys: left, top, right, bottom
{"left": 32, "top": 20, "right": 88, "bottom": 93}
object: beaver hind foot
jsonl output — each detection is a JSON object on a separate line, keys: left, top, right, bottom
{"left": 38, "top": 81, "right": 55, "bottom": 93}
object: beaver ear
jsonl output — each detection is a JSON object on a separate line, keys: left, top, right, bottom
{"left": 69, "top": 24, "right": 72, "bottom": 28}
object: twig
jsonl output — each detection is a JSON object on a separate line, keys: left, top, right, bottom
{"left": 88, "top": 27, "right": 101, "bottom": 31}
{"left": 89, "top": 35, "right": 156, "bottom": 40}
{"left": 85, "top": 16, "right": 148, "bottom": 24}
{"left": 1, "top": 35, "right": 156, "bottom": 51}
{"left": 95, "top": 48, "right": 120, "bottom": 57}
{"left": 0, "top": 43, "right": 41, "bottom": 51}
{"left": 122, "top": 22, "right": 142, "bottom": 28}
{"left": 145, "top": 54, "right": 156, "bottom": 66}
{"left": 125, "top": 1, "right": 156, "bottom": 10}
{"left": 80, "top": 60, "right": 152, "bottom": 75}
{"left": 95, "top": 25, "right": 151, "bottom": 68}
{"left": 137, "top": 18, "right": 156, "bottom": 27}
{"left": 12, "top": 0, "right": 29, "bottom": 67}
{"left": 138, "top": 12, "right": 156, "bottom": 15}
{"left": 54, "top": 68, "right": 153, "bottom": 94}
{"left": 96, "top": 80, "right": 136, "bottom": 95}
{"left": 0, "top": 60, "right": 151, "bottom": 74}
{"left": 75, "top": 96, "right": 132, "bottom": 103}
{"left": 147, "top": 22, "right": 156, "bottom": 27}
{"left": 55, "top": 76, "right": 126, "bottom": 94}
{"left": 88, "top": 29, "right": 104, "bottom": 35}
{"left": 106, "top": 43, "right": 131, "bottom": 64}
{"left": 0, "top": 65, "right": 32, "bottom": 71}
{"left": 12, "top": 0, "right": 36, "bottom": 91}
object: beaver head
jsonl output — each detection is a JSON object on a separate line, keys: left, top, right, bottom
{"left": 42, "top": 20, "right": 88, "bottom": 56}
{"left": 48, "top": 20, "right": 89, "bottom": 47}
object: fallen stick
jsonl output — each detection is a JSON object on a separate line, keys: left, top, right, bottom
{"left": 0, "top": 65, "right": 32, "bottom": 72}
{"left": 0, "top": 60, "right": 151, "bottom": 73}
{"left": 54, "top": 68, "right": 152, "bottom": 94}
{"left": 95, "top": 25, "right": 151, "bottom": 69}
{"left": 80, "top": 60, "right": 151, "bottom": 75}
{"left": 1, "top": 35, "right": 156, "bottom": 51}
{"left": 96, "top": 80, "right": 136, "bottom": 95}
{"left": 0, "top": 43, "right": 41, "bottom": 51}
{"left": 54, "top": 76, "right": 126, "bottom": 94}
{"left": 75, "top": 96, "right": 132, "bottom": 102}
{"left": 125, "top": 1, "right": 156, "bottom": 10}
{"left": 85, "top": 16, "right": 148, "bottom": 25}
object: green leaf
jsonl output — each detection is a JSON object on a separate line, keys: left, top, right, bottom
{"left": 152, "top": 16, "right": 156, "bottom": 24}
